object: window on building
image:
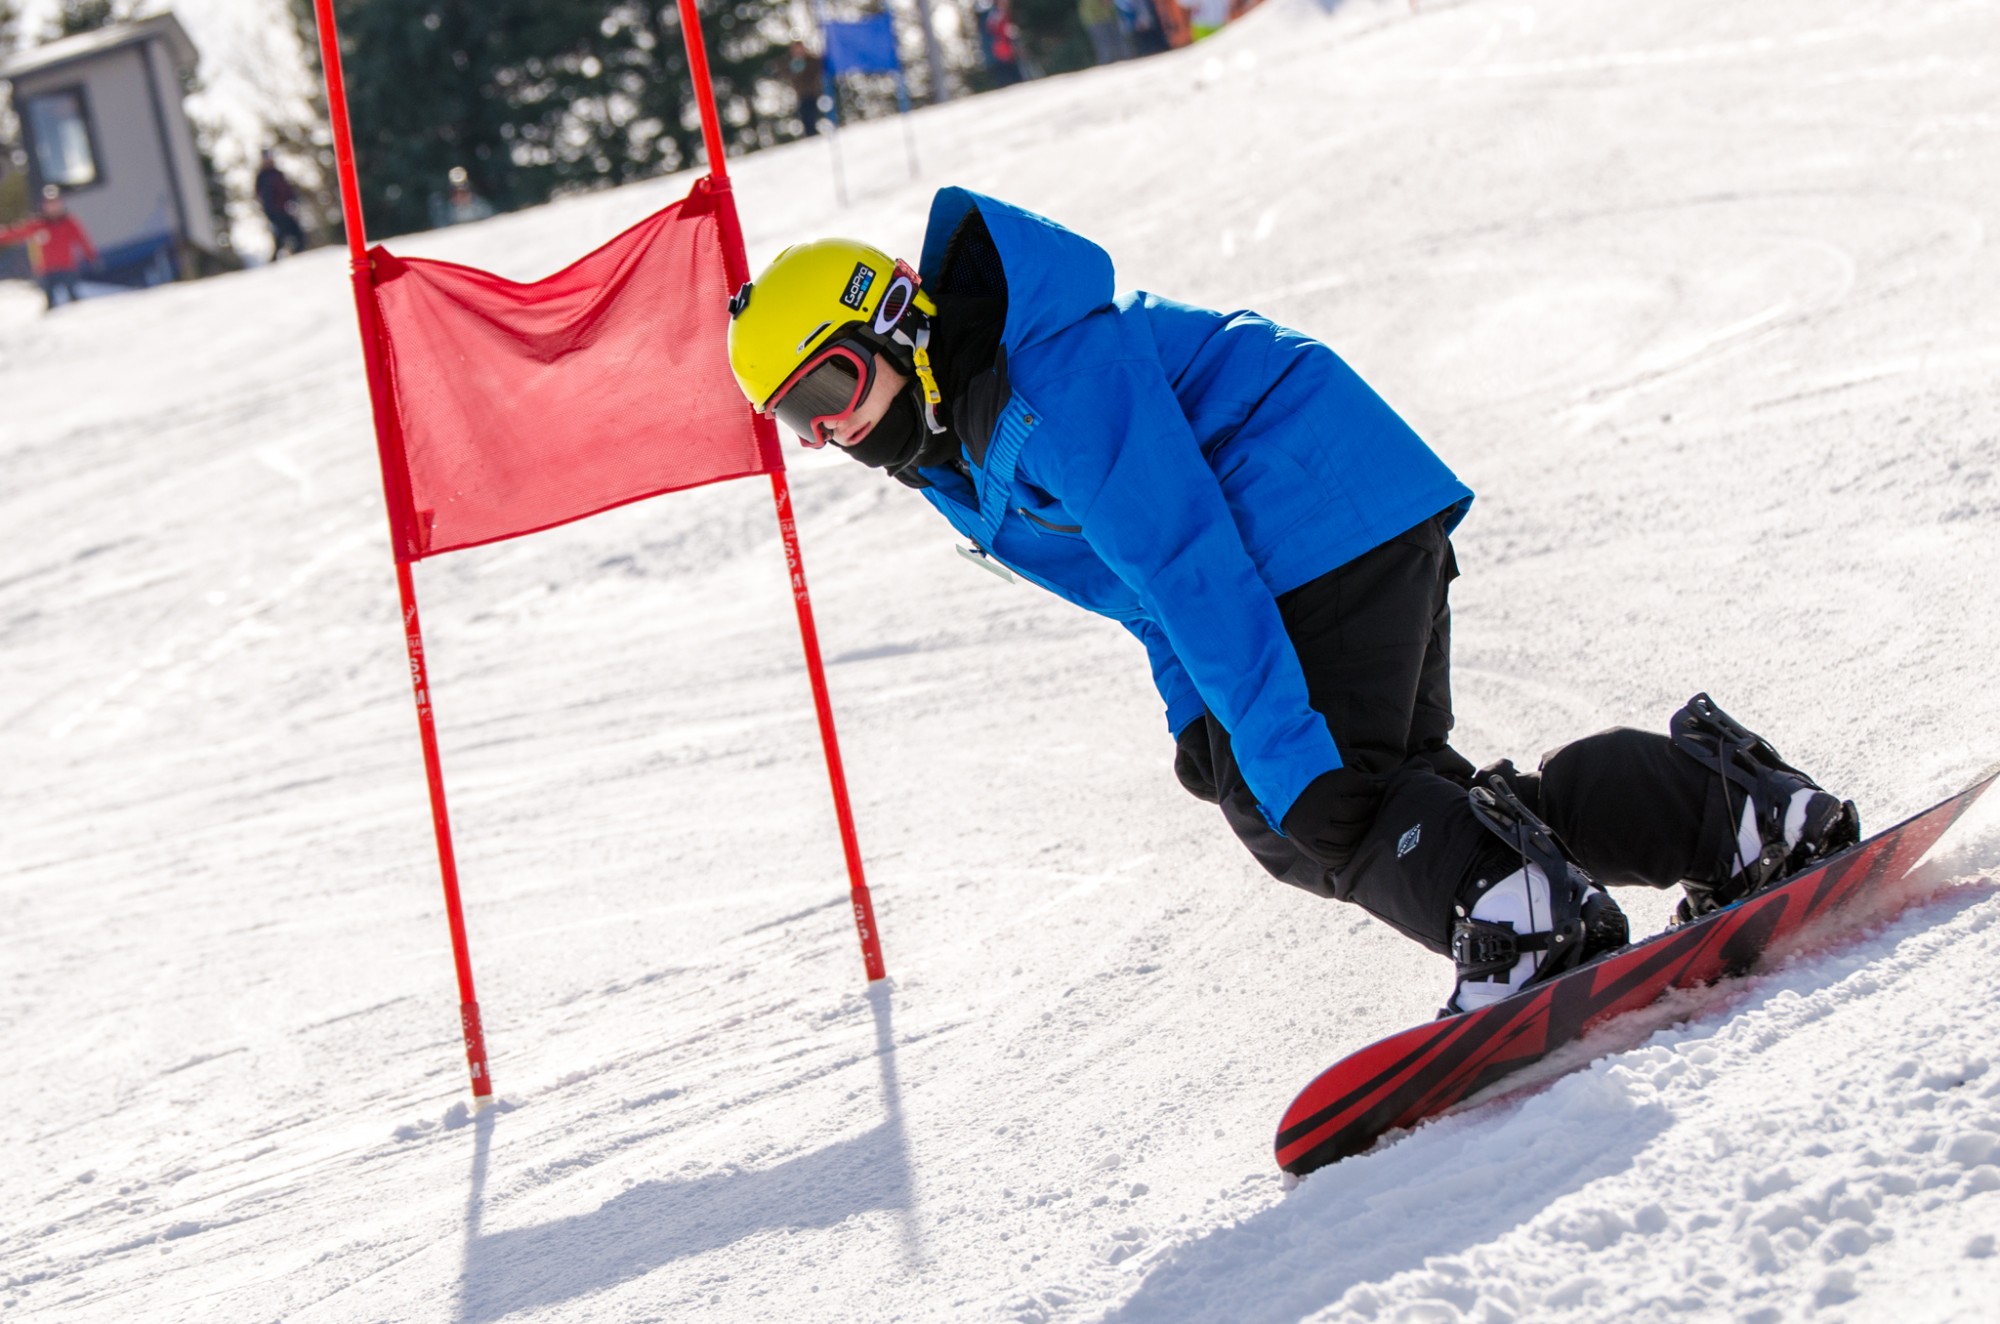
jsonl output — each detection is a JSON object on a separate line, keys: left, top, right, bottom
{"left": 26, "top": 88, "right": 99, "bottom": 189}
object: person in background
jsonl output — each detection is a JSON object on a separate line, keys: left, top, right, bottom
{"left": 979, "top": 0, "right": 1024, "bottom": 87}
{"left": 1080, "top": 0, "right": 1133, "bottom": 64}
{"left": 785, "top": 41, "right": 825, "bottom": 137}
{"left": 1118, "top": 0, "right": 1172, "bottom": 56}
{"left": 0, "top": 185, "right": 99, "bottom": 310}
{"left": 440, "top": 167, "right": 494, "bottom": 227}
{"left": 255, "top": 151, "right": 308, "bottom": 260}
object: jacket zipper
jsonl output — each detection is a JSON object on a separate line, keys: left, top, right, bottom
{"left": 1017, "top": 507, "right": 1082, "bottom": 535}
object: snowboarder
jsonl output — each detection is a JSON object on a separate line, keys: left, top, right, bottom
{"left": 255, "top": 151, "right": 308, "bottom": 260}
{"left": 725, "top": 189, "right": 1860, "bottom": 1013}
{"left": 0, "top": 185, "right": 99, "bottom": 310}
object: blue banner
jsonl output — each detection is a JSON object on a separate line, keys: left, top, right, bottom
{"left": 823, "top": 14, "right": 901, "bottom": 76}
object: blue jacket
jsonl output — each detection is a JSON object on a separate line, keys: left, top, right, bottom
{"left": 910, "top": 189, "right": 1472, "bottom": 825}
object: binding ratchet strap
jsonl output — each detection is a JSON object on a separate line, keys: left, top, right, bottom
{"left": 1670, "top": 693, "right": 1787, "bottom": 888}
{"left": 1450, "top": 916, "right": 1559, "bottom": 983}
{"left": 1464, "top": 777, "right": 1591, "bottom": 969}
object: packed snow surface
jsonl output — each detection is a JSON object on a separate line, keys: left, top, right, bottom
{"left": 4, "top": 1, "right": 1999, "bottom": 1320}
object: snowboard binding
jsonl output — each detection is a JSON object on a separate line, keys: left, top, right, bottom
{"left": 1670, "top": 693, "right": 1861, "bottom": 921}
{"left": 1443, "top": 777, "right": 1629, "bottom": 1015}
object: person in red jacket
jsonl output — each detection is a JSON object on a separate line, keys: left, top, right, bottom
{"left": 0, "top": 186, "right": 100, "bottom": 310}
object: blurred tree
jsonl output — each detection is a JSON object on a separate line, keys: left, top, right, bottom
{"left": 46, "top": 0, "right": 130, "bottom": 39}
{"left": 279, "top": 0, "right": 346, "bottom": 244}
{"left": 325, "top": 0, "right": 810, "bottom": 240}
{"left": 0, "top": 1, "right": 22, "bottom": 229}
{"left": 1008, "top": 0, "right": 1092, "bottom": 78}
{"left": 171, "top": 61, "right": 245, "bottom": 272}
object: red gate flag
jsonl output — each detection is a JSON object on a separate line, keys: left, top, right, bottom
{"left": 367, "top": 179, "right": 779, "bottom": 560}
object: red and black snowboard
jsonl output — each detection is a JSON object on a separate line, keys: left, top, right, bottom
{"left": 1276, "top": 765, "right": 1999, "bottom": 1177}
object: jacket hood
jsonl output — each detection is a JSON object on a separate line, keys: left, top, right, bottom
{"left": 918, "top": 188, "right": 1116, "bottom": 355}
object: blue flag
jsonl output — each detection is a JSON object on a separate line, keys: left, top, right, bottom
{"left": 823, "top": 14, "right": 901, "bottom": 76}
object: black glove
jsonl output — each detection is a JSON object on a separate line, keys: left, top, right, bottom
{"left": 1174, "top": 715, "right": 1219, "bottom": 803}
{"left": 1282, "top": 766, "right": 1383, "bottom": 872}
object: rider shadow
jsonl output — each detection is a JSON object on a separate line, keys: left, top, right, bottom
{"left": 1102, "top": 1087, "right": 1673, "bottom": 1324}
{"left": 455, "top": 981, "right": 917, "bottom": 1324}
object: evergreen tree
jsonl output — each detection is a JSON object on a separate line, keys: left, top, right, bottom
{"left": 280, "top": 0, "right": 345, "bottom": 244}
{"left": 327, "top": 0, "right": 810, "bottom": 239}
{"left": 330, "top": 0, "right": 581, "bottom": 235}
{"left": 46, "top": 0, "right": 128, "bottom": 39}
{"left": 1008, "top": 0, "right": 1092, "bottom": 78}
{"left": 0, "top": 0, "right": 25, "bottom": 226}
{"left": 172, "top": 61, "right": 244, "bottom": 271}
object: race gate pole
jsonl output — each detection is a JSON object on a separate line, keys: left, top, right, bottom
{"left": 311, "top": 0, "right": 494, "bottom": 1098}
{"left": 678, "top": 0, "right": 887, "bottom": 981}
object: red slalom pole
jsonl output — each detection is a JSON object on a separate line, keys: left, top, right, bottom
{"left": 312, "top": 0, "right": 493, "bottom": 1098}
{"left": 770, "top": 473, "right": 887, "bottom": 980}
{"left": 678, "top": 0, "right": 886, "bottom": 981}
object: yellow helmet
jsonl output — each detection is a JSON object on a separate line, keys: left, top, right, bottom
{"left": 727, "top": 239, "right": 942, "bottom": 445}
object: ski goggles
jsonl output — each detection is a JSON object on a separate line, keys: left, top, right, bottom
{"left": 766, "top": 262, "right": 924, "bottom": 448}
{"left": 767, "top": 333, "right": 881, "bottom": 449}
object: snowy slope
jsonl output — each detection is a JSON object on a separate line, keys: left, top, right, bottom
{"left": 4, "top": 0, "right": 1999, "bottom": 1320}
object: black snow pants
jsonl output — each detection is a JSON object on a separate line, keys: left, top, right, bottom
{"left": 1191, "top": 511, "right": 1741, "bottom": 955}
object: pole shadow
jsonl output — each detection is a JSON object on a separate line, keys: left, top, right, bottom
{"left": 455, "top": 981, "right": 917, "bottom": 1323}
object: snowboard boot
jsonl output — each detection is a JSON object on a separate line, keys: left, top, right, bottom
{"left": 1442, "top": 776, "right": 1630, "bottom": 1016}
{"left": 1669, "top": 693, "right": 1861, "bottom": 922}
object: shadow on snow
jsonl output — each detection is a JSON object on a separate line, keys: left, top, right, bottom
{"left": 453, "top": 981, "right": 916, "bottom": 1323}
{"left": 1104, "top": 1081, "right": 1673, "bottom": 1323}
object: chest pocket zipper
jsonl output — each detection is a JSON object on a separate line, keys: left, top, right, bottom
{"left": 1018, "top": 507, "right": 1083, "bottom": 535}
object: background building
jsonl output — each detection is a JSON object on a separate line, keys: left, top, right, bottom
{"left": 0, "top": 11, "right": 219, "bottom": 287}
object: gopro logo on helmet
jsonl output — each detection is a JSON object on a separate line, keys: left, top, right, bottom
{"left": 840, "top": 262, "right": 875, "bottom": 311}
